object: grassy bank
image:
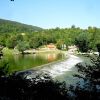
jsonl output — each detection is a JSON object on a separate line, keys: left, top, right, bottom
{"left": 2, "top": 47, "right": 20, "bottom": 56}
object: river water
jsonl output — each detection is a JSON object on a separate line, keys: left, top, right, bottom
{"left": 25, "top": 54, "right": 83, "bottom": 85}
{"left": 0, "top": 52, "right": 64, "bottom": 73}
{"left": 40, "top": 54, "right": 82, "bottom": 78}
{"left": 1, "top": 52, "right": 90, "bottom": 85}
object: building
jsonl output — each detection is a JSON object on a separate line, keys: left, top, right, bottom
{"left": 47, "top": 43, "right": 56, "bottom": 50}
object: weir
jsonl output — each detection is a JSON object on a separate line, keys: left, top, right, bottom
{"left": 25, "top": 54, "right": 83, "bottom": 79}
{"left": 41, "top": 54, "right": 82, "bottom": 77}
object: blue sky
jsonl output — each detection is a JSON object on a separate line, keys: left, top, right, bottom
{"left": 0, "top": 0, "right": 100, "bottom": 29}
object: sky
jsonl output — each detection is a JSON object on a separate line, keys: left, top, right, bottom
{"left": 0, "top": 0, "right": 100, "bottom": 29}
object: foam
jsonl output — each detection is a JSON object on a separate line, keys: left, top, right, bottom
{"left": 41, "top": 55, "right": 82, "bottom": 78}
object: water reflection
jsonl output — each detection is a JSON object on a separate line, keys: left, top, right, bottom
{"left": 0, "top": 52, "right": 64, "bottom": 73}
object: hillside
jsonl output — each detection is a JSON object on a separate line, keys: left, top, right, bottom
{"left": 0, "top": 19, "right": 43, "bottom": 34}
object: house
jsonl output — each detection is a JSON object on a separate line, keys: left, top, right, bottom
{"left": 47, "top": 43, "right": 56, "bottom": 50}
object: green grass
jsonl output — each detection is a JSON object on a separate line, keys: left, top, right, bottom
{"left": 2, "top": 47, "right": 19, "bottom": 56}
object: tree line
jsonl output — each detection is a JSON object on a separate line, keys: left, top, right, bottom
{"left": 0, "top": 19, "right": 100, "bottom": 53}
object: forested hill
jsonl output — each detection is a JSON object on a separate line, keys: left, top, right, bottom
{"left": 0, "top": 19, "right": 43, "bottom": 34}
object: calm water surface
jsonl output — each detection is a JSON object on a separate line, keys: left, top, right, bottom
{"left": 0, "top": 52, "right": 65, "bottom": 73}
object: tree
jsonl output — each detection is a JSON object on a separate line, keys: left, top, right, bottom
{"left": 16, "top": 34, "right": 24, "bottom": 42}
{"left": 0, "top": 35, "right": 6, "bottom": 47}
{"left": 29, "top": 37, "right": 40, "bottom": 49}
{"left": 6, "top": 36, "right": 17, "bottom": 48}
{"left": 97, "top": 43, "right": 100, "bottom": 56}
{"left": 0, "top": 60, "right": 9, "bottom": 77}
{"left": 75, "top": 32, "right": 89, "bottom": 52}
{"left": 71, "top": 25, "right": 75, "bottom": 29}
{"left": 0, "top": 71, "right": 68, "bottom": 100}
{"left": 56, "top": 39, "right": 63, "bottom": 49}
{"left": 17, "top": 41, "right": 29, "bottom": 54}
{"left": 72, "top": 54, "right": 100, "bottom": 99}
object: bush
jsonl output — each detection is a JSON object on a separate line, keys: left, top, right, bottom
{"left": 0, "top": 71, "right": 68, "bottom": 100}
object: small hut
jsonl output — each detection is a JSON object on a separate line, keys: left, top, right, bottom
{"left": 47, "top": 43, "right": 56, "bottom": 50}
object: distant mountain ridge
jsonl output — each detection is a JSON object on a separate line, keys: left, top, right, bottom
{"left": 0, "top": 19, "right": 43, "bottom": 34}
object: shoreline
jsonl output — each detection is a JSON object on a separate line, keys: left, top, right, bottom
{"left": 17, "top": 54, "right": 68, "bottom": 74}
{"left": 2, "top": 47, "right": 65, "bottom": 55}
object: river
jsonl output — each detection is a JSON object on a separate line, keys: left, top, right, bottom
{"left": 0, "top": 52, "right": 65, "bottom": 73}
{"left": 1, "top": 52, "right": 89, "bottom": 85}
{"left": 23, "top": 54, "right": 83, "bottom": 85}
{"left": 40, "top": 54, "right": 82, "bottom": 77}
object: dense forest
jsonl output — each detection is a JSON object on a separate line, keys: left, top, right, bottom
{"left": 0, "top": 19, "right": 42, "bottom": 33}
{"left": 0, "top": 19, "right": 100, "bottom": 52}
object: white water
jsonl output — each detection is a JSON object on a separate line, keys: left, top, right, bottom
{"left": 40, "top": 54, "right": 82, "bottom": 78}
{"left": 26, "top": 54, "right": 83, "bottom": 80}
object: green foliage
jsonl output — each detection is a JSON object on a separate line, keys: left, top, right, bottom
{"left": 6, "top": 36, "right": 17, "bottom": 48}
{"left": 75, "top": 32, "right": 89, "bottom": 52}
{"left": 0, "top": 19, "right": 42, "bottom": 34}
{"left": 0, "top": 72, "right": 68, "bottom": 100}
{"left": 97, "top": 43, "right": 100, "bottom": 56}
{"left": 73, "top": 56, "right": 100, "bottom": 99}
{"left": 56, "top": 39, "right": 63, "bottom": 49}
{"left": 0, "top": 59, "right": 9, "bottom": 76}
{"left": 29, "top": 37, "right": 40, "bottom": 49}
{"left": 2, "top": 47, "right": 15, "bottom": 56}
{"left": 0, "top": 19, "right": 100, "bottom": 52}
{"left": 17, "top": 41, "right": 29, "bottom": 54}
{"left": 0, "top": 35, "right": 7, "bottom": 46}
{"left": 16, "top": 34, "right": 24, "bottom": 41}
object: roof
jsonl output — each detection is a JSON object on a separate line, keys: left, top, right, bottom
{"left": 47, "top": 44, "right": 56, "bottom": 48}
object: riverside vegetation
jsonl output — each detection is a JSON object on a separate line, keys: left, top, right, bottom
{"left": 0, "top": 19, "right": 100, "bottom": 54}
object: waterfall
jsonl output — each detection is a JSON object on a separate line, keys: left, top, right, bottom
{"left": 41, "top": 54, "right": 82, "bottom": 78}
{"left": 25, "top": 54, "right": 83, "bottom": 80}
